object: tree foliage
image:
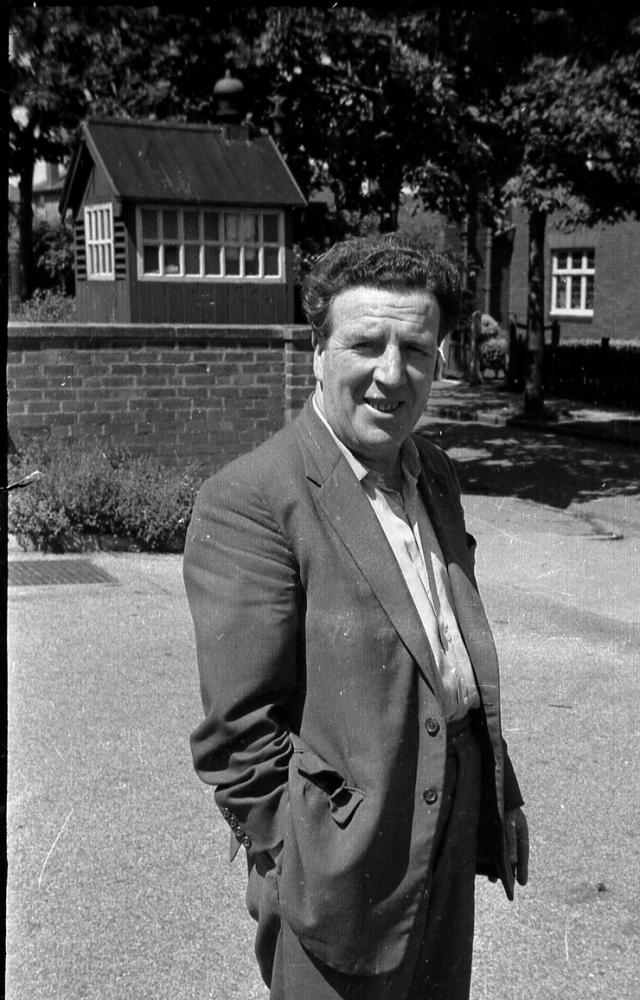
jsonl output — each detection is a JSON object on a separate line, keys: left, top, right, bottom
{"left": 495, "top": 26, "right": 640, "bottom": 415}
{"left": 8, "top": 5, "right": 640, "bottom": 420}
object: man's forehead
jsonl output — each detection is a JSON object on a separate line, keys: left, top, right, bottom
{"left": 329, "top": 286, "right": 440, "bottom": 328}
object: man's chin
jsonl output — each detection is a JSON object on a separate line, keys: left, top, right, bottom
{"left": 350, "top": 427, "right": 406, "bottom": 465}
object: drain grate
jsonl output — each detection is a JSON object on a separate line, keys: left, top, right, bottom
{"left": 8, "top": 559, "right": 117, "bottom": 587}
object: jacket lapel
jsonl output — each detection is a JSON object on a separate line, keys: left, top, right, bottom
{"left": 293, "top": 401, "right": 446, "bottom": 700}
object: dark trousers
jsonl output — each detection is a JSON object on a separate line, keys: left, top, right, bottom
{"left": 268, "top": 719, "right": 482, "bottom": 1000}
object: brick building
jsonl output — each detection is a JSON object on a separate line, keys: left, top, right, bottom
{"left": 445, "top": 204, "right": 640, "bottom": 344}
{"left": 506, "top": 205, "right": 640, "bottom": 343}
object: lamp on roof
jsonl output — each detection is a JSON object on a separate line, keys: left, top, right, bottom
{"left": 213, "top": 70, "right": 245, "bottom": 125}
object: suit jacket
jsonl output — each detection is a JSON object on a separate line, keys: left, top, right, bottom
{"left": 184, "top": 395, "right": 523, "bottom": 977}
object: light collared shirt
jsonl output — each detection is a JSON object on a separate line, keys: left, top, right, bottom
{"left": 313, "top": 389, "right": 480, "bottom": 722}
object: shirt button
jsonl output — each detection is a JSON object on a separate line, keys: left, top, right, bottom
{"left": 423, "top": 788, "right": 439, "bottom": 805}
{"left": 425, "top": 718, "right": 440, "bottom": 737}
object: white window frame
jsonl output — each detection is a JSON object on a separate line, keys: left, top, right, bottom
{"left": 550, "top": 248, "right": 595, "bottom": 317}
{"left": 136, "top": 206, "right": 285, "bottom": 282}
{"left": 84, "top": 203, "right": 115, "bottom": 280}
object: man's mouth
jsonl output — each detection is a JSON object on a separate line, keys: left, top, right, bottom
{"left": 365, "top": 398, "right": 402, "bottom": 414}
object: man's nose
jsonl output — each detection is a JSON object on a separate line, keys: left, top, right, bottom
{"left": 374, "top": 345, "right": 405, "bottom": 386}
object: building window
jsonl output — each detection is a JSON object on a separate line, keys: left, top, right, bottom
{"left": 84, "top": 204, "right": 115, "bottom": 280}
{"left": 137, "top": 207, "right": 285, "bottom": 281}
{"left": 551, "top": 249, "right": 595, "bottom": 316}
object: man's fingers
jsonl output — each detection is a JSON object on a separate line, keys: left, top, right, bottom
{"left": 505, "top": 808, "right": 529, "bottom": 886}
{"left": 516, "top": 820, "right": 529, "bottom": 886}
{"left": 506, "top": 817, "right": 518, "bottom": 865}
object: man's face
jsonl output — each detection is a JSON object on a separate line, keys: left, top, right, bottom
{"left": 314, "top": 286, "right": 441, "bottom": 478}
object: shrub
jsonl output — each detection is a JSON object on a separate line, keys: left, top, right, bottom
{"left": 479, "top": 313, "right": 501, "bottom": 338}
{"left": 480, "top": 335, "right": 507, "bottom": 376}
{"left": 10, "top": 288, "right": 77, "bottom": 323}
{"left": 8, "top": 435, "right": 202, "bottom": 553}
{"left": 32, "top": 218, "right": 75, "bottom": 295}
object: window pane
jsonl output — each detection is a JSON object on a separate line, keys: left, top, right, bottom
{"left": 204, "top": 245, "right": 221, "bottom": 275}
{"left": 204, "top": 212, "right": 220, "bottom": 241}
{"left": 141, "top": 209, "right": 158, "bottom": 238}
{"left": 555, "top": 251, "right": 568, "bottom": 270}
{"left": 184, "top": 245, "right": 201, "bottom": 275}
{"left": 242, "top": 213, "right": 259, "bottom": 243}
{"left": 106, "top": 245, "right": 113, "bottom": 273}
{"left": 225, "top": 246, "right": 241, "bottom": 275}
{"left": 164, "top": 244, "right": 180, "bottom": 274}
{"left": 570, "top": 278, "right": 581, "bottom": 309}
{"left": 184, "top": 211, "right": 200, "bottom": 241}
{"left": 143, "top": 245, "right": 160, "bottom": 273}
{"left": 555, "top": 276, "right": 568, "bottom": 309}
{"left": 224, "top": 213, "right": 241, "bottom": 243}
{"left": 585, "top": 275, "right": 595, "bottom": 309}
{"left": 163, "top": 210, "right": 178, "bottom": 240}
{"left": 585, "top": 249, "right": 595, "bottom": 269}
{"left": 263, "top": 214, "right": 279, "bottom": 243}
{"left": 244, "top": 247, "right": 259, "bottom": 276}
{"left": 263, "top": 247, "right": 280, "bottom": 276}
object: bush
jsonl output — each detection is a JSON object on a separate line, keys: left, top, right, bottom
{"left": 479, "top": 334, "right": 507, "bottom": 376}
{"left": 10, "top": 287, "right": 77, "bottom": 323}
{"left": 8, "top": 435, "right": 202, "bottom": 553}
{"left": 479, "top": 313, "right": 501, "bottom": 339}
{"left": 33, "top": 218, "right": 75, "bottom": 295}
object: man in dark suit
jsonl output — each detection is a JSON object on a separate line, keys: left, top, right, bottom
{"left": 184, "top": 236, "right": 528, "bottom": 1000}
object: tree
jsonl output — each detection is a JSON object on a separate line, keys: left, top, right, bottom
{"left": 499, "top": 41, "right": 640, "bottom": 416}
{"left": 250, "top": 7, "right": 463, "bottom": 236}
{"left": 399, "top": 8, "right": 640, "bottom": 414}
{"left": 9, "top": 6, "right": 93, "bottom": 300}
{"left": 8, "top": 5, "right": 259, "bottom": 300}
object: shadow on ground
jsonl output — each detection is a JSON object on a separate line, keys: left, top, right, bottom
{"left": 416, "top": 418, "right": 640, "bottom": 510}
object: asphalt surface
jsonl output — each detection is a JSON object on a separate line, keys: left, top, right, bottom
{"left": 7, "top": 387, "right": 640, "bottom": 1000}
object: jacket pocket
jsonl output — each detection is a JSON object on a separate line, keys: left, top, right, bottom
{"left": 293, "top": 746, "right": 364, "bottom": 827}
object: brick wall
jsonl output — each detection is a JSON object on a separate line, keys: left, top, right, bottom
{"left": 507, "top": 205, "right": 640, "bottom": 343}
{"left": 7, "top": 324, "right": 315, "bottom": 472}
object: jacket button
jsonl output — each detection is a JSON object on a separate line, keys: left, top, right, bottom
{"left": 423, "top": 788, "right": 438, "bottom": 805}
{"left": 221, "top": 807, "right": 231, "bottom": 819}
{"left": 425, "top": 718, "right": 440, "bottom": 736}
{"left": 242, "top": 836, "right": 252, "bottom": 848}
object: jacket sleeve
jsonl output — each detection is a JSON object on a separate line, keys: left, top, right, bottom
{"left": 183, "top": 467, "right": 301, "bottom": 857}
{"left": 502, "top": 741, "right": 525, "bottom": 810}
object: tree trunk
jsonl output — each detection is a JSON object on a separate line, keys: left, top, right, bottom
{"left": 468, "top": 309, "right": 484, "bottom": 386}
{"left": 17, "top": 133, "right": 35, "bottom": 302}
{"left": 524, "top": 206, "right": 547, "bottom": 418}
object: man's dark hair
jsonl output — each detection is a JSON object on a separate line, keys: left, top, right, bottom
{"left": 301, "top": 235, "right": 462, "bottom": 345}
